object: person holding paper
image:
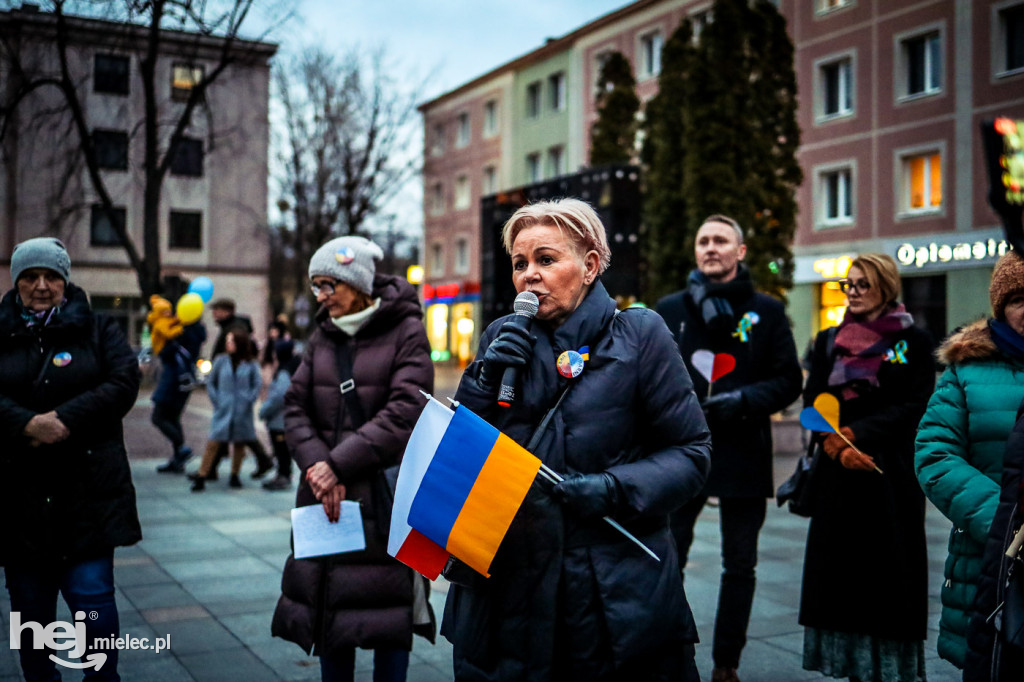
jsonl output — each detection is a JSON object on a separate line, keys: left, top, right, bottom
{"left": 655, "top": 214, "right": 802, "bottom": 682}
{"left": 446, "top": 199, "right": 711, "bottom": 681}
{"left": 800, "top": 253, "right": 934, "bottom": 682}
{"left": 916, "top": 252, "right": 1024, "bottom": 677}
{"left": 271, "top": 235, "right": 434, "bottom": 682}
{"left": 0, "top": 237, "right": 141, "bottom": 681}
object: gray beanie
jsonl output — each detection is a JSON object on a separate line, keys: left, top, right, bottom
{"left": 308, "top": 236, "right": 383, "bottom": 296}
{"left": 11, "top": 237, "right": 71, "bottom": 284}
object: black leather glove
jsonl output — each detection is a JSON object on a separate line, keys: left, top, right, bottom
{"left": 477, "top": 321, "right": 536, "bottom": 390}
{"left": 702, "top": 389, "right": 745, "bottom": 422}
{"left": 552, "top": 472, "right": 622, "bottom": 519}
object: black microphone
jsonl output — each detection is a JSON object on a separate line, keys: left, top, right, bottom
{"left": 497, "top": 291, "right": 539, "bottom": 408}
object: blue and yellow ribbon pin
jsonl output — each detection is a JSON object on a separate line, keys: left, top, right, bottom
{"left": 883, "top": 340, "right": 908, "bottom": 364}
{"left": 732, "top": 312, "right": 760, "bottom": 343}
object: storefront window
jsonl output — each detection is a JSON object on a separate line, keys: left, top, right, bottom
{"left": 426, "top": 304, "right": 449, "bottom": 361}
{"left": 820, "top": 280, "right": 847, "bottom": 330}
{"left": 451, "top": 303, "right": 475, "bottom": 366}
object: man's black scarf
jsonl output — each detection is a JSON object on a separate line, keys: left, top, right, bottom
{"left": 686, "top": 265, "right": 755, "bottom": 336}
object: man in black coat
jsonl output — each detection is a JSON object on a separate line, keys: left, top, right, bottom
{"left": 655, "top": 215, "right": 802, "bottom": 682}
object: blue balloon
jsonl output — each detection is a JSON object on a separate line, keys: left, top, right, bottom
{"left": 188, "top": 276, "right": 214, "bottom": 303}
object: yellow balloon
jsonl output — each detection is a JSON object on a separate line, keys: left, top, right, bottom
{"left": 176, "top": 292, "right": 204, "bottom": 325}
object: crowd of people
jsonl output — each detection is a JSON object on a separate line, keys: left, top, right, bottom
{"left": 4, "top": 200, "right": 1024, "bottom": 681}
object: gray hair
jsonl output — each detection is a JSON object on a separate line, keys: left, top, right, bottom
{"left": 700, "top": 214, "right": 745, "bottom": 244}
{"left": 501, "top": 198, "right": 611, "bottom": 275}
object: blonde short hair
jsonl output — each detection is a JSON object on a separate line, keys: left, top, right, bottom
{"left": 850, "top": 253, "right": 901, "bottom": 306}
{"left": 501, "top": 199, "right": 611, "bottom": 275}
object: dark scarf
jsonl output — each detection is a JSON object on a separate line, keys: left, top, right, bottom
{"left": 828, "top": 303, "right": 914, "bottom": 399}
{"left": 989, "top": 319, "right": 1024, "bottom": 361}
{"left": 687, "top": 265, "right": 755, "bottom": 335}
{"left": 18, "top": 297, "right": 66, "bottom": 329}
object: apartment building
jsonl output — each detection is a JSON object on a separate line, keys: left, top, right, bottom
{"left": 0, "top": 5, "right": 277, "bottom": 345}
{"left": 421, "top": 0, "right": 1024, "bottom": 358}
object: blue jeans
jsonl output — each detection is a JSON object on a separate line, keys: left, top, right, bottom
{"left": 5, "top": 553, "right": 121, "bottom": 682}
{"left": 320, "top": 647, "right": 409, "bottom": 682}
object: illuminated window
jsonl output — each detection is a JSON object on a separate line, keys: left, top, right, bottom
{"left": 483, "top": 100, "right": 498, "bottom": 137}
{"left": 820, "top": 281, "right": 847, "bottom": 330}
{"left": 171, "top": 63, "right": 204, "bottom": 101}
{"left": 820, "top": 57, "right": 853, "bottom": 118}
{"left": 638, "top": 31, "right": 663, "bottom": 79}
{"left": 526, "top": 81, "right": 541, "bottom": 118}
{"left": 426, "top": 304, "right": 449, "bottom": 354}
{"left": 901, "top": 32, "right": 942, "bottom": 97}
{"left": 456, "top": 112, "right": 470, "bottom": 148}
{"left": 454, "top": 175, "right": 471, "bottom": 210}
{"left": 903, "top": 152, "right": 942, "bottom": 212}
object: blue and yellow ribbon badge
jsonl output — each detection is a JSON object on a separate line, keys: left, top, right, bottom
{"left": 731, "top": 312, "right": 760, "bottom": 343}
{"left": 883, "top": 340, "right": 908, "bottom": 364}
{"left": 557, "top": 346, "right": 588, "bottom": 379}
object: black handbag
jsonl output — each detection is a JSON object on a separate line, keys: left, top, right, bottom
{"left": 776, "top": 436, "right": 821, "bottom": 517}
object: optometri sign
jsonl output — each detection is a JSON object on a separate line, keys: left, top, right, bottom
{"left": 894, "top": 238, "right": 1010, "bottom": 269}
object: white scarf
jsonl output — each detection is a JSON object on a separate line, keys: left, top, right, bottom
{"left": 330, "top": 298, "right": 381, "bottom": 336}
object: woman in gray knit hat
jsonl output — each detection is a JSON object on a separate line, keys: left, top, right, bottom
{"left": 0, "top": 237, "right": 141, "bottom": 681}
{"left": 271, "top": 235, "right": 436, "bottom": 681}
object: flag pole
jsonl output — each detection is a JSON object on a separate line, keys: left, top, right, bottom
{"left": 539, "top": 463, "right": 660, "bottom": 563}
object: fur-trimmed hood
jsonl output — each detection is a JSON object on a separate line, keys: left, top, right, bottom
{"left": 937, "top": 319, "right": 999, "bottom": 365}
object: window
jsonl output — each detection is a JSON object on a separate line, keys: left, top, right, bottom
{"left": 94, "top": 54, "right": 129, "bottom": 95}
{"left": 483, "top": 100, "right": 498, "bottom": 137}
{"left": 547, "top": 146, "right": 564, "bottom": 178}
{"left": 169, "top": 211, "right": 202, "bottom": 249}
{"left": 454, "top": 237, "right": 469, "bottom": 275}
{"left": 902, "top": 152, "right": 943, "bottom": 213}
{"left": 901, "top": 32, "right": 942, "bottom": 97}
{"left": 454, "top": 175, "right": 471, "bottom": 210}
{"left": 456, "top": 112, "right": 470, "bottom": 148}
{"left": 482, "top": 165, "right": 497, "bottom": 195}
{"left": 526, "top": 81, "right": 541, "bottom": 118}
{"left": 691, "top": 10, "right": 713, "bottom": 42}
{"left": 639, "top": 31, "right": 663, "bottom": 79}
{"left": 429, "top": 182, "right": 445, "bottom": 216}
{"left": 818, "top": 0, "right": 852, "bottom": 12}
{"left": 820, "top": 168, "right": 853, "bottom": 225}
{"left": 526, "top": 153, "right": 541, "bottom": 183}
{"left": 548, "top": 72, "right": 566, "bottom": 112}
{"left": 90, "top": 205, "right": 125, "bottom": 247}
{"left": 594, "top": 50, "right": 613, "bottom": 94}
{"left": 999, "top": 3, "right": 1024, "bottom": 73}
{"left": 431, "top": 123, "right": 445, "bottom": 156}
{"left": 820, "top": 57, "right": 853, "bottom": 118}
{"left": 430, "top": 243, "right": 444, "bottom": 276}
{"left": 93, "top": 130, "right": 128, "bottom": 170}
{"left": 172, "top": 63, "right": 204, "bottom": 102}
{"left": 170, "top": 137, "right": 203, "bottom": 177}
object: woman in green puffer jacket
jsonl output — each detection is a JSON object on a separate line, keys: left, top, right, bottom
{"left": 916, "top": 252, "right": 1024, "bottom": 670}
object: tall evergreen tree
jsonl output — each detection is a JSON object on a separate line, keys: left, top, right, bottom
{"left": 641, "top": 0, "right": 801, "bottom": 302}
{"left": 589, "top": 52, "right": 641, "bottom": 166}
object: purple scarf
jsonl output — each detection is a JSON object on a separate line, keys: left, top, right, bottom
{"left": 827, "top": 303, "right": 914, "bottom": 399}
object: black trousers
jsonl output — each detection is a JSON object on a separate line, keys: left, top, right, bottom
{"left": 269, "top": 429, "right": 291, "bottom": 478}
{"left": 151, "top": 396, "right": 188, "bottom": 453}
{"left": 671, "top": 494, "right": 767, "bottom": 670}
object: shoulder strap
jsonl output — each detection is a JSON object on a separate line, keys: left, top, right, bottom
{"left": 333, "top": 339, "right": 367, "bottom": 430}
{"left": 825, "top": 325, "right": 839, "bottom": 360}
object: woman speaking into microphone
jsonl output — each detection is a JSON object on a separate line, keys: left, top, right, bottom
{"left": 443, "top": 199, "right": 711, "bottom": 681}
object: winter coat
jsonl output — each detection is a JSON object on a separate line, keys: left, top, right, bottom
{"left": 205, "top": 354, "right": 261, "bottom": 443}
{"left": 442, "top": 280, "right": 711, "bottom": 682}
{"left": 259, "top": 368, "right": 291, "bottom": 432}
{"left": 655, "top": 269, "right": 803, "bottom": 497}
{"left": 800, "top": 322, "right": 934, "bottom": 642}
{"left": 152, "top": 322, "right": 206, "bottom": 407}
{"left": 0, "top": 283, "right": 142, "bottom": 566}
{"left": 271, "top": 274, "right": 434, "bottom": 655}
{"left": 915, "top": 319, "right": 1024, "bottom": 668}
{"left": 964, "top": 399, "right": 1024, "bottom": 681}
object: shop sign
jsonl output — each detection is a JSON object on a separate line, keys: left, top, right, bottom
{"left": 895, "top": 238, "right": 1009, "bottom": 269}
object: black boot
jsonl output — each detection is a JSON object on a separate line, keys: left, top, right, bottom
{"left": 229, "top": 474, "right": 243, "bottom": 489}
{"left": 190, "top": 476, "right": 206, "bottom": 492}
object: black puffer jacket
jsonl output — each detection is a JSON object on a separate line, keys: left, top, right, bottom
{"left": 655, "top": 267, "right": 802, "bottom": 497}
{"left": 442, "top": 281, "right": 711, "bottom": 681}
{"left": 0, "top": 283, "right": 142, "bottom": 566}
{"left": 964, "top": 401, "right": 1024, "bottom": 681}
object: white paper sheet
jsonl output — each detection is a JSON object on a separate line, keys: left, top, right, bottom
{"left": 291, "top": 501, "right": 366, "bottom": 559}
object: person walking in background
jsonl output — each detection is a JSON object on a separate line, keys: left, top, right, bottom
{"left": 443, "top": 199, "right": 710, "bottom": 681}
{"left": 800, "top": 254, "right": 934, "bottom": 682}
{"left": 259, "top": 339, "right": 298, "bottom": 491}
{"left": 190, "top": 328, "right": 265, "bottom": 491}
{"left": 655, "top": 214, "right": 803, "bottom": 682}
{"left": 271, "top": 236, "right": 435, "bottom": 682}
{"left": 916, "top": 252, "right": 1024, "bottom": 678}
{"left": 0, "top": 237, "right": 142, "bottom": 681}
{"left": 150, "top": 294, "right": 208, "bottom": 474}
{"left": 260, "top": 318, "right": 291, "bottom": 398}
{"left": 209, "top": 298, "right": 255, "bottom": 358}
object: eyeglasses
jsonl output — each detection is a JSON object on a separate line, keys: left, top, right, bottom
{"left": 310, "top": 280, "right": 337, "bottom": 298}
{"left": 838, "top": 278, "right": 871, "bottom": 294}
